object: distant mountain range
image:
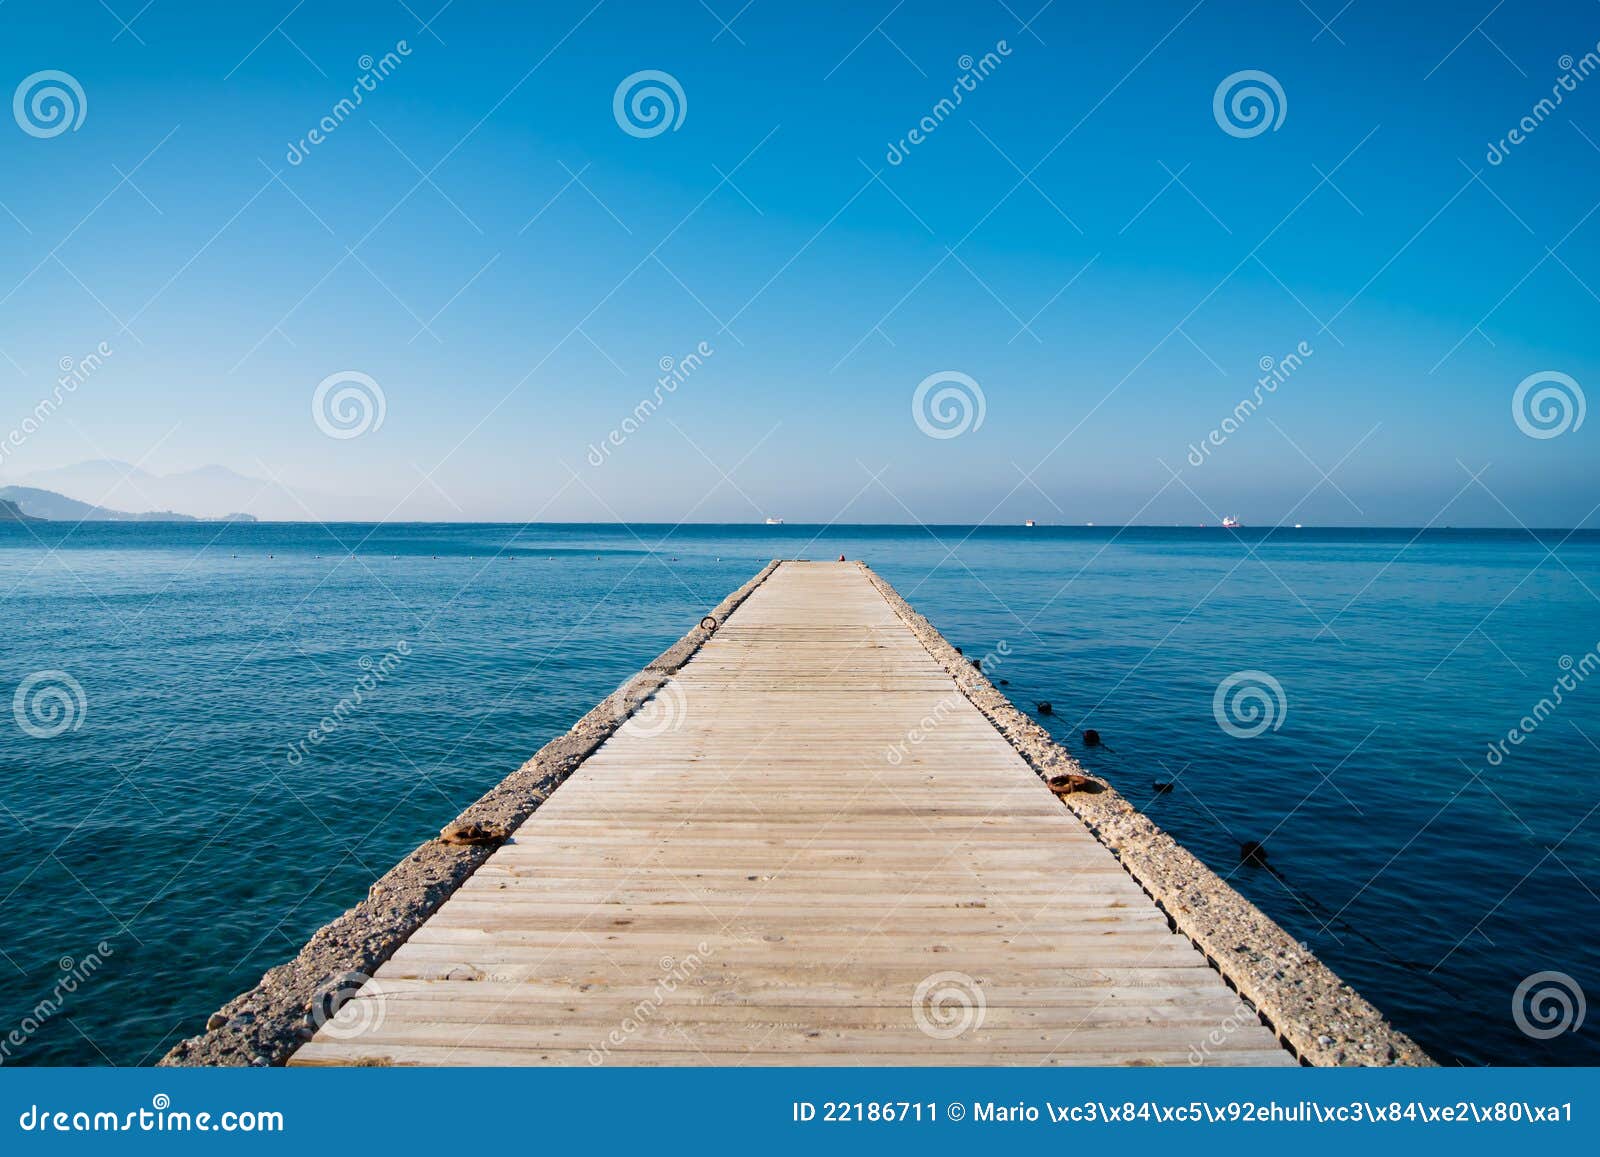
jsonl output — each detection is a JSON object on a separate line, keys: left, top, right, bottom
{"left": 0, "top": 460, "right": 359, "bottom": 521}
{"left": 0, "top": 485, "right": 257, "bottom": 522}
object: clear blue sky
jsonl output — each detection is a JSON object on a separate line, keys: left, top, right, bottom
{"left": 1, "top": 0, "right": 1596, "bottom": 525}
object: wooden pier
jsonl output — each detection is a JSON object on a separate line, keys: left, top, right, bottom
{"left": 291, "top": 561, "right": 1293, "bottom": 1066}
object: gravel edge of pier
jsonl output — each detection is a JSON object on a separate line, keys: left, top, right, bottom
{"left": 158, "top": 560, "right": 782, "bottom": 1068}
{"left": 859, "top": 562, "right": 1435, "bottom": 1068}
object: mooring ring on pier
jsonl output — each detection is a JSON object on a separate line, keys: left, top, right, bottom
{"left": 700, "top": 615, "right": 718, "bottom": 632}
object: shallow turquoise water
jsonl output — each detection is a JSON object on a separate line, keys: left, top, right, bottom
{"left": 1, "top": 523, "right": 1596, "bottom": 1066}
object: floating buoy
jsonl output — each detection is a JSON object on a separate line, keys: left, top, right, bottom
{"left": 1239, "top": 840, "right": 1269, "bottom": 867}
{"left": 1082, "top": 729, "right": 1102, "bottom": 747}
{"left": 1036, "top": 701, "right": 1053, "bottom": 715}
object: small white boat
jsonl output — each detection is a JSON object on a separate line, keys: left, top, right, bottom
{"left": 765, "top": 517, "right": 784, "bottom": 525}
{"left": 1221, "top": 516, "right": 1242, "bottom": 529}
{"left": 1024, "top": 519, "right": 1036, "bottom": 527}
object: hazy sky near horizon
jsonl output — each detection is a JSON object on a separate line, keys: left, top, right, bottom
{"left": 1, "top": 0, "right": 1597, "bottom": 525}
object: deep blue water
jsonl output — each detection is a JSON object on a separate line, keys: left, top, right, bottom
{"left": 1, "top": 522, "right": 1596, "bottom": 1067}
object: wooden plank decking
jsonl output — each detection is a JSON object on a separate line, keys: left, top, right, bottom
{"left": 292, "top": 561, "right": 1293, "bottom": 1066}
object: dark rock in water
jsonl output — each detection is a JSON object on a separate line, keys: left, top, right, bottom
{"left": 971, "top": 657, "right": 981, "bottom": 671}
{"left": 1082, "top": 728, "right": 1102, "bottom": 747}
{"left": 1036, "top": 701, "right": 1053, "bottom": 715}
{"left": 1153, "top": 781, "right": 1174, "bottom": 795}
{"left": 998, "top": 678, "right": 1009, "bottom": 686}
{"left": 1239, "top": 840, "right": 1269, "bottom": 866}
{"left": 953, "top": 646, "right": 963, "bottom": 655}
{"left": 440, "top": 819, "right": 513, "bottom": 846}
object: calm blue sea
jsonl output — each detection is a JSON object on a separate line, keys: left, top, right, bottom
{"left": 1, "top": 523, "right": 1596, "bottom": 1067}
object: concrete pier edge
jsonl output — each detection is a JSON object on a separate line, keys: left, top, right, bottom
{"left": 160, "top": 560, "right": 782, "bottom": 1067}
{"left": 857, "top": 561, "right": 1433, "bottom": 1067}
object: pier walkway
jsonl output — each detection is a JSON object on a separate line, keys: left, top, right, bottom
{"left": 292, "top": 561, "right": 1292, "bottom": 1066}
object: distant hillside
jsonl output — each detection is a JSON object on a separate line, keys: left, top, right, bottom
{"left": 0, "top": 485, "right": 199, "bottom": 522}
{"left": 0, "top": 497, "right": 40, "bottom": 521}
{"left": 15, "top": 460, "right": 359, "bottom": 521}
